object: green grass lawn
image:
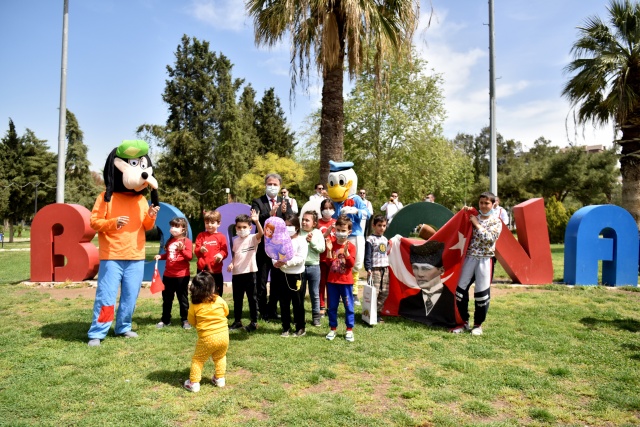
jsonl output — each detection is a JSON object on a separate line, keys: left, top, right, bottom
{"left": 0, "top": 282, "right": 639, "bottom": 426}
{"left": 2, "top": 240, "right": 639, "bottom": 425}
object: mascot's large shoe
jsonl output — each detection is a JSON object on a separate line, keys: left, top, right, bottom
{"left": 87, "top": 140, "right": 159, "bottom": 346}
{"left": 327, "top": 160, "right": 371, "bottom": 303}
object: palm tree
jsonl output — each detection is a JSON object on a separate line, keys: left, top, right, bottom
{"left": 563, "top": 0, "right": 640, "bottom": 226}
{"left": 246, "top": 0, "right": 419, "bottom": 182}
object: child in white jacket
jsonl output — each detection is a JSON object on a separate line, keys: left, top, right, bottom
{"left": 272, "top": 214, "right": 308, "bottom": 337}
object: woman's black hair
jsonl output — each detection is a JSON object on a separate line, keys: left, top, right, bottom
{"left": 190, "top": 271, "right": 217, "bottom": 304}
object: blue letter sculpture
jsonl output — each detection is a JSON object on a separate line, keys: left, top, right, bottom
{"left": 564, "top": 205, "right": 639, "bottom": 286}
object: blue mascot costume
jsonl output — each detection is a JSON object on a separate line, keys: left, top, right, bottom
{"left": 87, "top": 140, "right": 160, "bottom": 347}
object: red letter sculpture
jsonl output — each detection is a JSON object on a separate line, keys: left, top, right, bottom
{"left": 495, "top": 198, "right": 553, "bottom": 284}
{"left": 31, "top": 203, "right": 99, "bottom": 282}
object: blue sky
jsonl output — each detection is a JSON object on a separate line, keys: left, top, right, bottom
{"left": 0, "top": 0, "right": 615, "bottom": 172}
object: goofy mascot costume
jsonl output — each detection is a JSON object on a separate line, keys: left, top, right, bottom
{"left": 327, "top": 160, "right": 371, "bottom": 304}
{"left": 87, "top": 140, "right": 160, "bottom": 347}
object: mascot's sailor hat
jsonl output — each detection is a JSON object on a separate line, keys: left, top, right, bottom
{"left": 329, "top": 160, "right": 354, "bottom": 172}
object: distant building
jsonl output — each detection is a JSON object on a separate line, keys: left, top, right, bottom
{"left": 559, "top": 144, "right": 605, "bottom": 154}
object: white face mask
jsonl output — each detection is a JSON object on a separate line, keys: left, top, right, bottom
{"left": 266, "top": 185, "right": 280, "bottom": 198}
{"left": 336, "top": 231, "right": 349, "bottom": 240}
{"left": 169, "top": 227, "right": 183, "bottom": 237}
{"left": 236, "top": 229, "right": 250, "bottom": 238}
{"left": 286, "top": 226, "right": 297, "bottom": 236}
{"left": 321, "top": 209, "right": 335, "bottom": 219}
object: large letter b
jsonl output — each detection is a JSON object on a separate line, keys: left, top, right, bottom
{"left": 31, "top": 203, "right": 99, "bottom": 282}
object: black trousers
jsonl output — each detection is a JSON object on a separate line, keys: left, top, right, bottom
{"left": 232, "top": 272, "right": 258, "bottom": 324}
{"left": 257, "top": 249, "right": 280, "bottom": 318}
{"left": 161, "top": 275, "right": 190, "bottom": 324}
{"left": 272, "top": 269, "right": 306, "bottom": 332}
{"left": 197, "top": 269, "right": 224, "bottom": 297}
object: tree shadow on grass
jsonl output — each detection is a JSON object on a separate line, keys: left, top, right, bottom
{"left": 40, "top": 321, "right": 88, "bottom": 342}
{"left": 621, "top": 343, "right": 640, "bottom": 361}
{"left": 147, "top": 368, "right": 191, "bottom": 387}
{"left": 580, "top": 317, "right": 640, "bottom": 333}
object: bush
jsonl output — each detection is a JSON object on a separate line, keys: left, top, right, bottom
{"left": 545, "top": 196, "right": 569, "bottom": 244}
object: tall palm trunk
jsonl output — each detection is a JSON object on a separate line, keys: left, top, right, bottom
{"left": 320, "top": 64, "right": 344, "bottom": 183}
{"left": 619, "top": 118, "right": 640, "bottom": 228}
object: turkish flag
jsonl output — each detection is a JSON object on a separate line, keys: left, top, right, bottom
{"left": 150, "top": 261, "right": 164, "bottom": 294}
{"left": 383, "top": 209, "right": 476, "bottom": 327}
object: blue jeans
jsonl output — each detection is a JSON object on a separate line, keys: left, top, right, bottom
{"left": 327, "top": 283, "right": 354, "bottom": 329}
{"left": 88, "top": 260, "right": 144, "bottom": 339}
{"left": 303, "top": 264, "right": 321, "bottom": 316}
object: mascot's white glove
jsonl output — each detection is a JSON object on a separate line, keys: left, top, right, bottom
{"left": 341, "top": 206, "right": 358, "bottom": 215}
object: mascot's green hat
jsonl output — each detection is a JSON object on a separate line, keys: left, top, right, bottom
{"left": 116, "top": 140, "right": 149, "bottom": 159}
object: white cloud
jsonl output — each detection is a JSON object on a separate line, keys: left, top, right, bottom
{"left": 186, "top": 0, "right": 247, "bottom": 31}
{"left": 497, "top": 80, "right": 530, "bottom": 98}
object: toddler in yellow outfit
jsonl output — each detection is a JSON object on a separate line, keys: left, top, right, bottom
{"left": 184, "top": 272, "right": 230, "bottom": 392}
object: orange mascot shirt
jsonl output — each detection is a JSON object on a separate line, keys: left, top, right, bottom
{"left": 90, "top": 191, "right": 156, "bottom": 260}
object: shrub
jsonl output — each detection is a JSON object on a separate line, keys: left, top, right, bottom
{"left": 545, "top": 196, "right": 569, "bottom": 244}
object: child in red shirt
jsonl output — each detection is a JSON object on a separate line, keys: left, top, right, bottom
{"left": 324, "top": 215, "right": 356, "bottom": 342}
{"left": 195, "top": 210, "right": 228, "bottom": 296}
{"left": 154, "top": 217, "right": 193, "bottom": 329}
{"left": 317, "top": 198, "right": 336, "bottom": 314}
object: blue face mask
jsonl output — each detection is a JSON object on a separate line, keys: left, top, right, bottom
{"left": 479, "top": 208, "right": 495, "bottom": 217}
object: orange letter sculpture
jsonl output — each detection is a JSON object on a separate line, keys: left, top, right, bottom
{"left": 31, "top": 203, "right": 99, "bottom": 282}
{"left": 495, "top": 198, "right": 553, "bottom": 284}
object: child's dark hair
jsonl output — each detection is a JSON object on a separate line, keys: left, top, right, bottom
{"left": 235, "top": 214, "right": 252, "bottom": 225}
{"left": 285, "top": 213, "right": 300, "bottom": 232}
{"left": 372, "top": 214, "right": 387, "bottom": 226}
{"left": 320, "top": 198, "right": 333, "bottom": 211}
{"left": 166, "top": 217, "right": 188, "bottom": 250}
{"left": 302, "top": 209, "right": 319, "bottom": 226}
{"left": 190, "top": 271, "right": 217, "bottom": 304}
{"left": 169, "top": 217, "right": 188, "bottom": 235}
{"left": 335, "top": 215, "right": 353, "bottom": 230}
{"left": 479, "top": 191, "right": 496, "bottom": 203}
{"left": 203, "top": 210, "right": 221, "bottom": 223}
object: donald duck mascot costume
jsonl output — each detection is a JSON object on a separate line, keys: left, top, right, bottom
{"left": 327, "top": 160, "right": 372, "bottom": 304}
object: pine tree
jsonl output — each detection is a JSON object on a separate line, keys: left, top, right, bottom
{"left": 141, "top": 35, "right": 265, "bottom": 215}
{"left": 255, "top": 88, "right": 295, "bottom": 157}
{"left": 64, "top": 110, "right": 99, "bottom": 209}
{"left": 0, "top": 120, "right": 56, "bottom": 241}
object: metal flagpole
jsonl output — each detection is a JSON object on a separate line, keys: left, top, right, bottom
{"left": 488, "top": 0, "right": 498, "bottom": 195}
{"left": 56, "top": 0, "right": 69, "bottom": 203}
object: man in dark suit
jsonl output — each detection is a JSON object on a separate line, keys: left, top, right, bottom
{"left": 398, "top": 240, "right": 456, "bottom": 328}
{"left": 251, "top": 173, "right": 288, "bottom": 321}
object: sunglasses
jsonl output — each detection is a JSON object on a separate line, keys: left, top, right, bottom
{"left": 359, "top": 192, "right": 366, "bottom": 195}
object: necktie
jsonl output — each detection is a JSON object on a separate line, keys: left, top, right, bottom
{"left": 425, "top": 298, "right": 434, "bottom": 314}
{"left": 271, "top": 199, "right": 275, "bottom": 208}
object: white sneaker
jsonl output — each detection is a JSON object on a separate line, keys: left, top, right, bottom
{"left": 471, "top": 325, "right": 483, "bottom": 336}
{"left": 345, "top": 330, "right": 354, "bottom": 342}
{"left": 212, "top": 376, "right": 225, "bottom": 388}
{"left": 325, "top": 330, "right": 337, "bottom": 341}
{"left": 450, "top": 322, "right": 470, "bottom": 334}
{"left": 183, "top": 379, "right": 200, "bottom": 392}
{"left": 156, "top": 321, "right": 170, "bottom": 329}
